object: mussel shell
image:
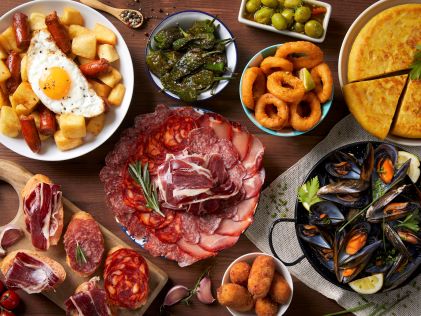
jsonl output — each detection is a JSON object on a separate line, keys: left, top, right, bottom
{"left": 360, "top": 143, "right": 374, "bottom": 182}
{"left": 372, "top": 159, "right": 410, "bottom": 200}
{"left": 338, "top": 222, "right": 371, "bottom": 265}
{"left": 383, "top": 223, "right": 411, "bottom": 258}
{"left": 298, "top": 224, "right": 332, "bottom": 249}
{"left": 340, "top": 240, "right": 381, "bottom": 269}
{"left": 367, "top": 201, "right": 419, "bottom": 223}
{"left": 313, "top": 246, "right": 335, "bottom": 272}
{"left": 325, "top": 151, "right": 361, "bottom": 180}
{"left": 384, "top": 252, "right": 421, "bottom": 291}
{"left": 366, "top": 184, "right": 410, "bottom": 222}
{"left": 397, "top": 228, "right": 421, "bottom": 245}
{"left": 319, "top": 192, "right": 371, "bottom": 209}
{"left": 318, "top": 179, "right": 370, "bottom": 195}
{"left": 374, "top": 144, "right": 398, "bottom": 166}
{"left": 309, "top": 201, "right": 345, "bottom": 226}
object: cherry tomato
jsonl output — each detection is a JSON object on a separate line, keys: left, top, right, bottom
{"left": 0, "top": 310, "right": 15, "bottom": 316}
{"left": 0, "top": 290, "right": 20, "bottom": 310}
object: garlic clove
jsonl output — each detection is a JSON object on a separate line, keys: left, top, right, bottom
{"left": 196, "top": 277, "right": 215, "bottom": 304}
{"left": 163, "top": 285, "right": 190, "bottom": 306}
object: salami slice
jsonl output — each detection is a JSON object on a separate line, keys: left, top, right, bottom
{"left": 104, "top": 248, "right": 149, "bottom": 310}
{"left": 63, "top": 212, "right": 104, "bottom": 277}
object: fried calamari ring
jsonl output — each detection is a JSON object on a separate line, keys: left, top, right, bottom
{"left": 290, "top": 92, "right": 321, "bottom": 132}
{"left": 275, "top": 41, "right": 324, "bottom": 69}
{"left": 255, "top": 93, "right": 289, "bottom": 130}
{"left": 260, "top": 56, "right": 293, "bottom": 76}
{"left": 311, "top": 63, "right": 333, "bottom": 103}
{"left": 267, "top": 71, "right": 305, "bottom": 103}
{"left": 241, "top": 67, "right": 266, "bottom": 110}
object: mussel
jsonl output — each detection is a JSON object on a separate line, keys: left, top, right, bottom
{"left": 317, "top": 181, "right": 371, "bottom": 208}
{"left": 325, "top": 151, "right": 360, "bottom": 180}
{"left": 367, "top": 201, "right": 419, "bottom": 223}
{"left": 309, "top": 201, "right": 345, "bottom": 226}
{"left": 384, "top": 252, "right": 421, "bottom": 291}
{"left": 384, "top": 223, "right": 411, "bottom": 258}
{"left": 297, "top": 224, "right": 331, "bottom": 249}
{"left": 366, "top": 184, "right": 410, "bottom": 222}
{"left": 397, "top": 228, "right": 421, "bottom": 245}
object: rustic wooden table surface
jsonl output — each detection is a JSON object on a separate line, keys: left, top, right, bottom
{"left": 0, "top": 0, "right": 378, "bottom": 315}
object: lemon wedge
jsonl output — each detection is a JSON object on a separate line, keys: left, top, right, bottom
{"left": 298, "top": 68, "right": 315, "bottom": 91}
{"left": 349, "top": 273, "right": 383, "bottom": 294}
{"left": 397, "top": 151, "right": 420, "bottom": 183}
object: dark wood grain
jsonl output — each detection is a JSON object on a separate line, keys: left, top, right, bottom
{"left": 0, "top": 0, "right": 377, "bottom": 315}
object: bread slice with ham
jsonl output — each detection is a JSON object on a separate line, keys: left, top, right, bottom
{"left": 22, "top": 174, "right": 64, "bottom": 250}
{"left": 1, "top": 250, "right": 66, "bottom": 294}
{"left": 63, "top": 211, "right": 105, "bottom": 277}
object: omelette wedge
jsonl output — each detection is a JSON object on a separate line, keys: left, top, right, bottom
{"left": 347, "top": 4, "right": 421, "bottom": 82}
{"left": 343, "top": 74, "right": 408, "bottom": 140}
{"left": 391, "top": 79, "right": 421, "bottom": 138}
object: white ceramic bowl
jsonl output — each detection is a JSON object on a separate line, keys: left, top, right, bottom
{"left": 238, "top": 0, "right": 332, "bottom": 43}
{"left": 0, "top": 0, "right": 134, "bottom": 161}
{"left": 146, "top": 10, "right": 237, "bottom": 101}
{"left": 221, "top": 252, "right": 293, "bottom": 316}
{"left": 338, "top": 0, "right": 421, "bottom": 146}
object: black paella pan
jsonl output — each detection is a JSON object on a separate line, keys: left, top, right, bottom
{"left": 269, "top": 141, "right": 421, "bottom": 293}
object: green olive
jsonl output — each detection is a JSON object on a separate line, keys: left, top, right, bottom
{"left": 262, "top": 0, "right": 278, "bottom": 8}
{"left": 284, "top": 0, "right": 302, "bottom": 8}
{"left": 281, "top": 9, "right": 294, "bottom": 25}
{"left": 246, "top": 0, "right": 262, "bottom": 13}
{"left": 294, "top": 6, "right": 311, "bottom": 23}
{"left": 293, "top": 22, "right": 305, "bottom": 33}
{"left": 254, "top": 7, "right": 275, "bottom": 24}
{"left": 304, "top": 19, "right": 324, "bottom": 38}
{"left": 271, "top": 13, "right": 288, "bottom": 30}
{"left": 278, "top": 0, "right": 285, "bottom": 6}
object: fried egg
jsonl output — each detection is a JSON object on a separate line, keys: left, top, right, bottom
{"left": 27, "top": 30, "right": 104, "bottom": 118}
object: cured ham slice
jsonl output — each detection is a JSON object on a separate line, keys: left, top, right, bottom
{"left": 65, "top": 277, "right": 112, "bottom": 316}
{"left": 0, "top": 225, "right": 23, "bottom": 257}
{"left": 100, "top": 105, "right": 265, "bottom": 266}
{"left": 23, "top": 175, "right": 63, "bottom": 251}
{"left": 1, "top": 251, "right": 65, "bottom": 294}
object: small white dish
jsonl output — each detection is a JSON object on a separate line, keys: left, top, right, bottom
{"left": 338, "top": 0, "right": 421, "bottom": 146}
{"left": 0, "top": 0, "right": 134, "bottom": 161}
{"left": 221, "top": 252, "right": 293, "bottom": 316}
{"left": 238, "top": 0, "right": 331, "bottom": 43}
{"left": 146, "top": 10, "right": 237, "bottom": 102}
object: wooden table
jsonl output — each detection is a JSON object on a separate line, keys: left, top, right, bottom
{"left": 0, "top": 0, "right": 377, "bottom": 315}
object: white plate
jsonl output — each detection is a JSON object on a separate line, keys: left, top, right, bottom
{"left": 338, "top": 0, "right": 421, "bottom": 146}
{"left": 221, "top": 252, "right": 294, "bottom": 316}
{"left": 238, "top": 0, "right": 332, "bottom": 43}
{"left": 0, "top": 0, "right": 134, "bottom": 161}
{"left": 146, "top": 10, "right": 237, "bottom": 101}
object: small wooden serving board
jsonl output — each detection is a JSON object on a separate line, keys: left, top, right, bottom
{"left": 0, "top": 159, "right": 168, "bottom": 315}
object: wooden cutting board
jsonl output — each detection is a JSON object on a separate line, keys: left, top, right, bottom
{"left": 0, "top": 159, "right": 168, "bottom": 315}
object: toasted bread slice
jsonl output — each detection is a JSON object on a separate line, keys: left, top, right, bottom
{"left": 343, "top": 74, "right": 408, "bottom": 139}
{"left": 1, "top": 250, "right": 66, "bottom": 291}
{"left": 21, "top": 174, "right": 64, "bottom": 248}
{"left": 391, "top": 79, "right": 421, "bottom": 138}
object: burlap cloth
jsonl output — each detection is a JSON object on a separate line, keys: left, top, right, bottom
{"left": 246, "top": 115, "right": 421, "bottom": 315}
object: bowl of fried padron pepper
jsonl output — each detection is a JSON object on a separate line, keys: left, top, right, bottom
{"left": 146, "top": 10, "right": 237, "bottom": 102}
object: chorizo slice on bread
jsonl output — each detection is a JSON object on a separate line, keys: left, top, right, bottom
{"left": 22, "top": 174, "right": 64, "bottom": 250}
{"left": 1, "top": 250, "right": 66, "bottom": 294}
{"left": 63, "top": 211, "right": 105, "bottom": 277}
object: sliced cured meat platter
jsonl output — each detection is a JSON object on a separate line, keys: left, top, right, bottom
{"left": 0, "top": 159, "right": 168, "bottom": 315}
{"left": 101, "top": 105, "right": 265, "bottom": 267}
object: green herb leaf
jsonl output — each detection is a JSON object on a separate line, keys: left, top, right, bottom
{"left": 129, "top": 161, "right": 165, "bottom": 217}
{"left": 409, "top": 44, "right": 421, "bottom": 80}
{"left": 298, "top": 176, "right": 322, "bottom": 212}
{"left": 397, "top": 210, "right": 420, "bottom": 232}
{"left": 76, "top": 241, "right": 88, "bottom": 265}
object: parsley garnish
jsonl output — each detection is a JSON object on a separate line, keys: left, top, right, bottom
{"left": 298, "top": 176, "right": 322, "bottom": 212}
{"left": 397, "top": 210, "right": 420, "bottom": 232}
{"left": 409, "top": 44, "right": 421, "bottom": 80}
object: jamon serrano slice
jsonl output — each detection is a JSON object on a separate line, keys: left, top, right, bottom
{"left": 242, "top": 136, "right": 264, "bottom": 178}
{"left": 22, "top": 174, "right": 63, "bottom": 250}
{"left": 65, "top": 277, "right": 113, "bottom": 316}
{"left": 1, "top": 250, "right": 66, "bottom": 294}
{"left": 64, "top": 211, "right": 105, "bottom": 277}
{"left": 0, "top": 225, "right": 23, "bottom": 257}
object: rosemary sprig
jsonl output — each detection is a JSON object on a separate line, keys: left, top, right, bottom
{"left": 181, "top": 266, "right": 211, "bottom": 305}
{"left": 75, "top": 241, "right": 87, "bottom": 265}
{"left": 129, "top": 161, "right": 164, "bottom": 217}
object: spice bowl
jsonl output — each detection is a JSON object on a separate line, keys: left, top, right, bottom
{"left": 145, "top": 10, "right": 238, "bottom": 102}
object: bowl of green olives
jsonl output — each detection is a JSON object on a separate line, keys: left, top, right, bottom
{"left": 238, "top": 0, "right": 331, "bottom": 43}
{"left": 146, "top": 10, "right": 237, "bottom": 102}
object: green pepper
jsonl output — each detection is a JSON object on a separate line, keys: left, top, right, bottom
{"left": 192, "top": 33, "right": 216, "bottom": 50}
{"left": 154, "top": 27, "right": 182, "bottom": 49}
{"left": 146, "top": 50, "right": 172, "bottom": 77}
{"left": 165, "top": 51, "right": 182, "bottom": 68}
{"left": 182, "top": 70, "right": 215, "bottom": 90}
{"left": 170, "top": 49, "right": 210, "bottom": 80}
{"left": 188, "top": 18, "right": 216, "bottom": 35}
{"left": 204, "top": 62, "right": 226, "bottom": 73}
{"left": 161, "top": 73, "right": 198, "bottom": 102}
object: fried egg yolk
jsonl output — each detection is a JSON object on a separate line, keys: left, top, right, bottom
{"left": 39, "top": 67, "right": 71, "bottom": 100}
